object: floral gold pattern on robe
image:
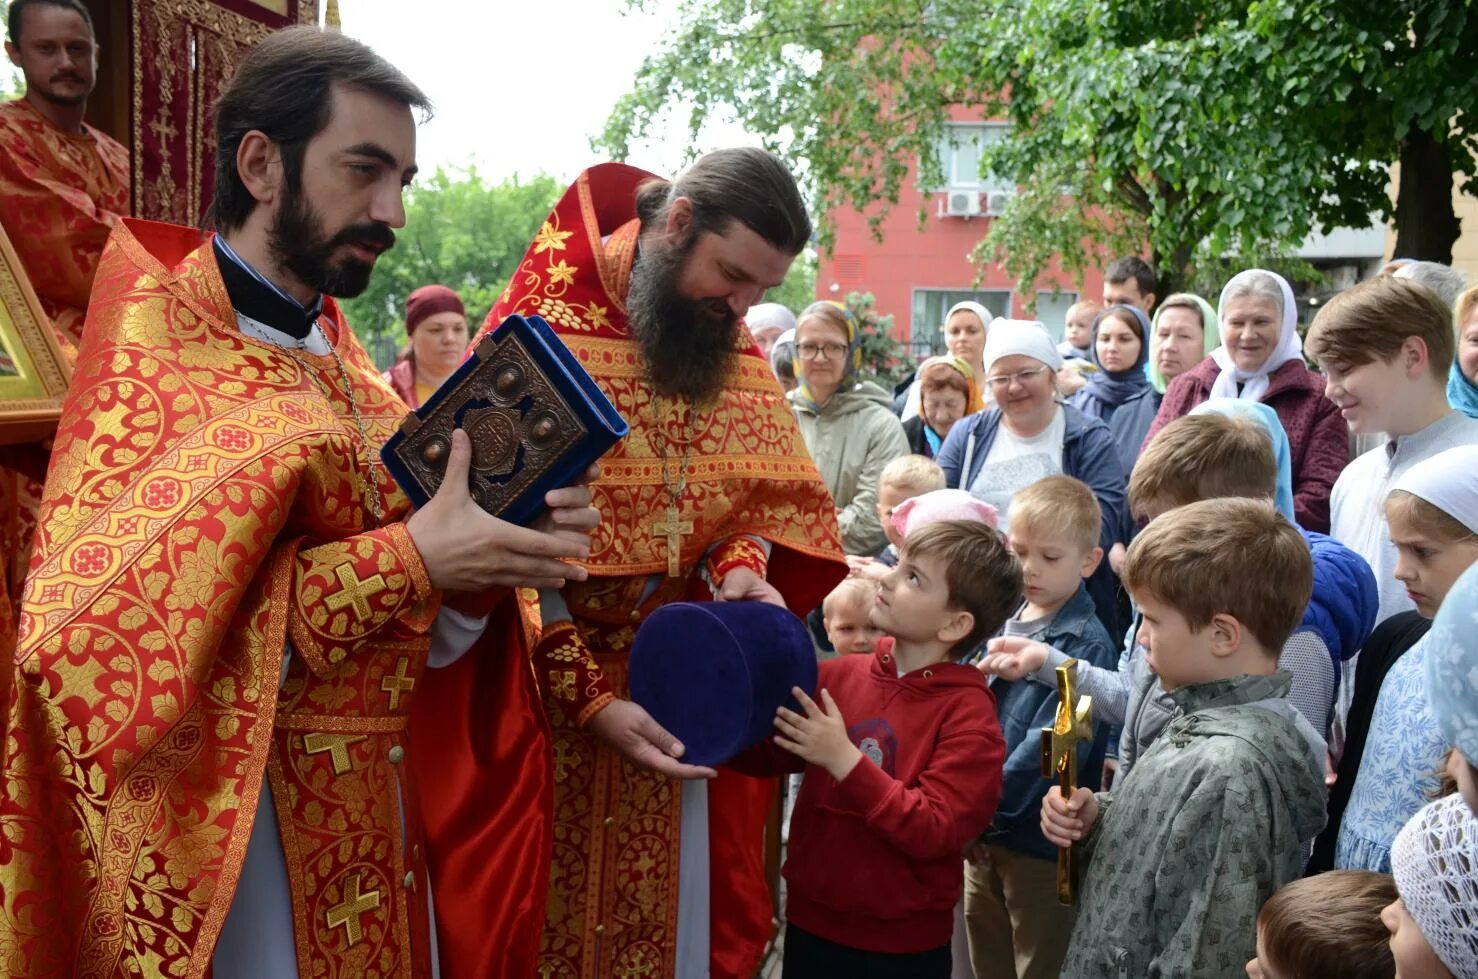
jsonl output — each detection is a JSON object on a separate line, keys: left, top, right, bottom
{"left": 411, "top": 163, "right": 847, "bottom": 979}
{"left": 0, "top": 219, "right": 450, "bottom": 979}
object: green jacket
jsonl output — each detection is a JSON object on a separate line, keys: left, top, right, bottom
{"left": 1062, "top": 671, "right": 1327, "bottom": 979}
{"left": 788, "top": 381, "right": 910, "bottom": 555}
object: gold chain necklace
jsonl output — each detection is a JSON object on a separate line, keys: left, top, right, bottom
{"left": 650, "top": 396, "right": 695, "bottom": 577}
{"left": 278, "top": 326, "right": 386, "bottom": 527}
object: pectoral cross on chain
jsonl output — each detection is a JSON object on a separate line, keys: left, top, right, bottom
{"left": 651, "top": 502, "right": 693, "bottom": 578}
{"left": 1040, "top": 658, "right": 1093, "bottom": 905}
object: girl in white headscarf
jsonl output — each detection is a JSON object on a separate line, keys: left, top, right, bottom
{"left": 1143, "top": 268, "right": 1348, "bottom": 532}
{"left": 900, "top": 301, "right": 995, "bottom": 418}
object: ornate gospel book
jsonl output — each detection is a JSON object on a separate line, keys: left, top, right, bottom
{"left": 380, "top": 313, "right": 628, "bottom": 526}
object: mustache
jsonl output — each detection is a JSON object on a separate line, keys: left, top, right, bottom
{"left": 327, "top": 222, "right": 396, "bottom": 254}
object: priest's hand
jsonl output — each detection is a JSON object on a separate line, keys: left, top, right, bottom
{"left": 535, "top": 463, "right": 602, "bottom": 548}
{"left": 407, "top": 429, "right": 594, "bottom": 591}
{"left": 978, "top": 636, "right": 1051, "bottom": 682}
{"left": 774, "top": 688, "right": 862, "bottom": 783}
{"left": 714, "top": 567, "right": 786, "bottom": 607}
{"left": 1041, "top": 786, "right": 1098, "bottom": 847}
{"left": 587, "top": 698, "right": 718, "bottom": 780}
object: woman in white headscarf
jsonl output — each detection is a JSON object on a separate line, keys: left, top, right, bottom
{"left": 900, "top": 300, "right": 994, "bottom": 418}
{"left": 1143, "top": 268, "right": 1348, "bottom": 532}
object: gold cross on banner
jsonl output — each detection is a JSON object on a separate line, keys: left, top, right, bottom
{"left": 380, "top": 656, "right": 416, "bottom": 711}
{"left": 325, "top": 872, "right": 381, "bottom": 946}
{"left": 325, "top": 563, "right": 388, "bottom": 619}
{"left": 1040, "top": 659, "right": 1094, "bottom": 906}
{"left": 302, "top": 732, "right": 367, "bottom": 775}
{"left": 650, "top": 502, "right": 693, "bottom": 577}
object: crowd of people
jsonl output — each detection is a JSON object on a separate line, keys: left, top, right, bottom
{"left": 759, "top": 256, "right": 1478, "bottom": 979}
{"left": 1, "top": 2, "right": 1477, "bottom": 978}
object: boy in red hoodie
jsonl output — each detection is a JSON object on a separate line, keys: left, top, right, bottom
{"left": 732, "top": 520, "right": 1020, "bottom": 978}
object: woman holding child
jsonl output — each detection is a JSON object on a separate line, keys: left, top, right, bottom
{"left": 788, "top": 301, "right": 910, "bottom": 555}
{"left": 1145, "top": 268, "right": 1348, "bottom": 532}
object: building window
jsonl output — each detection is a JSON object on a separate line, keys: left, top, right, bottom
{"left": 1034, "top": 290, "right": 1080, "bottom": 344}
{"left": 910, "top": 288, "right": 1012, "bottom": 358}
{"left": 931, "top": 123, "right": 1013, "bottom": 194}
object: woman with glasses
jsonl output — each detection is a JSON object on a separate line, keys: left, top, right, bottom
{"left": 936, "top": 319, "right": 1129, "bottom": 635}
{"left": 1144, "top": 269, "right": 1348, "bottom": 533}
{"left": 788, "top": 301, "right": 910, "bottom": 555}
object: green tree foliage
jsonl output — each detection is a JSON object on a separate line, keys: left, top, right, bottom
{"left": 599, "top": 1, "right": 1478, "bottom": 296}
{"left": 339, "top": 168, "right": 561, "bottom": 368}
{"left": 765, "top": 248, "right": 818, "bottom": 314}
{"left": 845, "top": 291, "right": 908, "bottom": 389}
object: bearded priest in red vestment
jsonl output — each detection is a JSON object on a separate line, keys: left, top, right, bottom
{"left": 411, "top": 151, "right": 848, "bottom": 979}
{"left": 0, "top": 29, "right": 598, "bottom": 978}
{"left": 0, "top": 0, "right": 130, "bottom": 669}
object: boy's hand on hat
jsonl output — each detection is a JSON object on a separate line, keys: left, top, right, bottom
{"left": 1041, "top": 786, "right": 1098, "bottom": 847}
{"left": 587, "top": 698, "right": 718, "bottom": 780}
{"left": 979, "top": 637, "right": 1050, "bottom": 682}
{"left": 714, "top": 567, "right": 786, "bottom": 607}
{"left": 774, "top": 688, "right": 862, "bottom": 782}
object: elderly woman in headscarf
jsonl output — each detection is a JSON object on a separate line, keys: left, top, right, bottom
{"left": 788, "top": 301, "right": 910, "bottom": 555}
{"left": 1070, "top": 304, "right": 1160, "bottom": 477}
{"left": 1144, "top": 268, "right": 1348, "bottom": 532}
{"left": 901, "top": 355, "right": 984, "bottom": 458}
{"left": 900, "top": 300, "right": 993, "bottom": 417}
{"left": 1148, "top": 292, "right": 1219, "bottom": 394}
{"left": 745, "top": 301, "right": 795, "bottom": 362}
{"left": 1450, "top": 284, "right": 1478, "bottom": 420}
{"left": 383, "top": 284, "right": 469, "bottom": 409}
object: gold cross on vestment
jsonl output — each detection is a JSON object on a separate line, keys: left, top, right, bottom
{"left": 380, "top": 657, "right": 416, "bottom": 710}
{"left": 552, "top": 740, "right": 579, "bottom": 782}
{"left": 651, "top": 502, "right": 693, "bottom": 578}
{"left": 326, "top": 563, "right": 388, "bottom": 619}
{"left": 325, "top": 872, "right": 381, "bottom": 946}
{"left": 302, "top": 732, "right": 367, "bottom": 775}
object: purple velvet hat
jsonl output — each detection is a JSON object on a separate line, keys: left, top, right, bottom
{"left": 629, "top": 601, "right": 818, "bottom": 766}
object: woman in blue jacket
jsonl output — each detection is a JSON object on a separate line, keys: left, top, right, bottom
{"left": 936, "top": 320, "right": 1129, "bottom": 638}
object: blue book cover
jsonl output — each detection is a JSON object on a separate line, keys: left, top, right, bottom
{"left": 380, "top": 314, "right": 628, "bottom": 526}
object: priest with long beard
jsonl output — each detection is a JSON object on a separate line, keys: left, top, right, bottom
{"left": 412, "top": 150, "right": 847, "bottom": 979}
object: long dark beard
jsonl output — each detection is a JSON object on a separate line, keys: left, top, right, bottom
{"left": 626, "top": 235, "right": 741, "bottom": 403}
{"left": 269, "top": 178, "right": 396, "bottom": 299}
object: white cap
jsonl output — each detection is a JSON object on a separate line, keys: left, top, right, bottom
{"left": 1391, "top": 794, "right": 1478, "bottom": 979}
{"left": 983, "top": 318, "right": 1062, "bottom": 374}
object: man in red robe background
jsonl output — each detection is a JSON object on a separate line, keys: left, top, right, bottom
{"left": 413, "top": 151, "right": 847, "bottom": 979}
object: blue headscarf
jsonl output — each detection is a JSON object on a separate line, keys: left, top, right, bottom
{"left": 1427, "top": 561, "right": 1478, "bottom": 768}
{"left": 1448, "top": 361, "right": 1478, "bottom": 420}
{"left": 1189, "top": 398, "right": 1296, "bottom": 522}
{"left": 1080, "top": 304, "right": 1152, "bottom": 412}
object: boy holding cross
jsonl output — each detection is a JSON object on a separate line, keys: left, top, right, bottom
{"left": 1040, "top": 499, "right": 1328, "bottom": 977}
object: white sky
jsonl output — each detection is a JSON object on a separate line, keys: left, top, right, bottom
{"left": 342, "top": 0, "right": 755, "bottom": 181}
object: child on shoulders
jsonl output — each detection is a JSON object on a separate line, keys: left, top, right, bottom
{"left": 1042, "top": 498, "right": 1327, "bottom": 977}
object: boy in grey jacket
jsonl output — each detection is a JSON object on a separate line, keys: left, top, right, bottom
{"left": 1041, "top": 499, "right": 1328, "bottom": 978}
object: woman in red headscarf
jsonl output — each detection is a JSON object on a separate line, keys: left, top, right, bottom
{"left": 383, "top": 284, "right": 469, "bottom": 407}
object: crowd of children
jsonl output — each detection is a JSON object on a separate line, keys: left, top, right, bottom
{"left": 743, "top": 263, "right": 1478, "bottom": 979}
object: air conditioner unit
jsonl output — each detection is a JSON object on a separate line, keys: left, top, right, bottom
{"left": 941, "top": 191, "right": 982, "bottom": 218}
{"left": 984, "top": 190, "right": 1013, "bottom": 216}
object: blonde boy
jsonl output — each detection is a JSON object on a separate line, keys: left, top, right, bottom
{"left": 822, "top": 577, "right": 883, "bottom": 655}
{"left": 849, "top": 454, "right": 945, "bottom": 579}
{"left": 963, "top": 476, "right": 1116, "bottom": 979}
{"left": 1042, "top": 499, "right": 1327, "bottom": 977}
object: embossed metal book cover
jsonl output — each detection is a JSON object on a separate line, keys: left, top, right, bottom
{"left": 380, "top": 314, "right": 628, "bottom": 526}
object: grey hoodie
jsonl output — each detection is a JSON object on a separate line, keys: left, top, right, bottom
{"left": 1061, "top": 671, "right": 1328, "bottom": 979}
{"left": 789, "top": 381, "right": 910, "bottom": 555}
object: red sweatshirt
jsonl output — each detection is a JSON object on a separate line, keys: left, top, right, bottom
{"left": 730, "top": 638, "right": 1005, "bottom": 954}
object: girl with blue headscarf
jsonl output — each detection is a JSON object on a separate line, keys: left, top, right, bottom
{"left": 1070, "top": 304, "right": 1159, "bottom": 476}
